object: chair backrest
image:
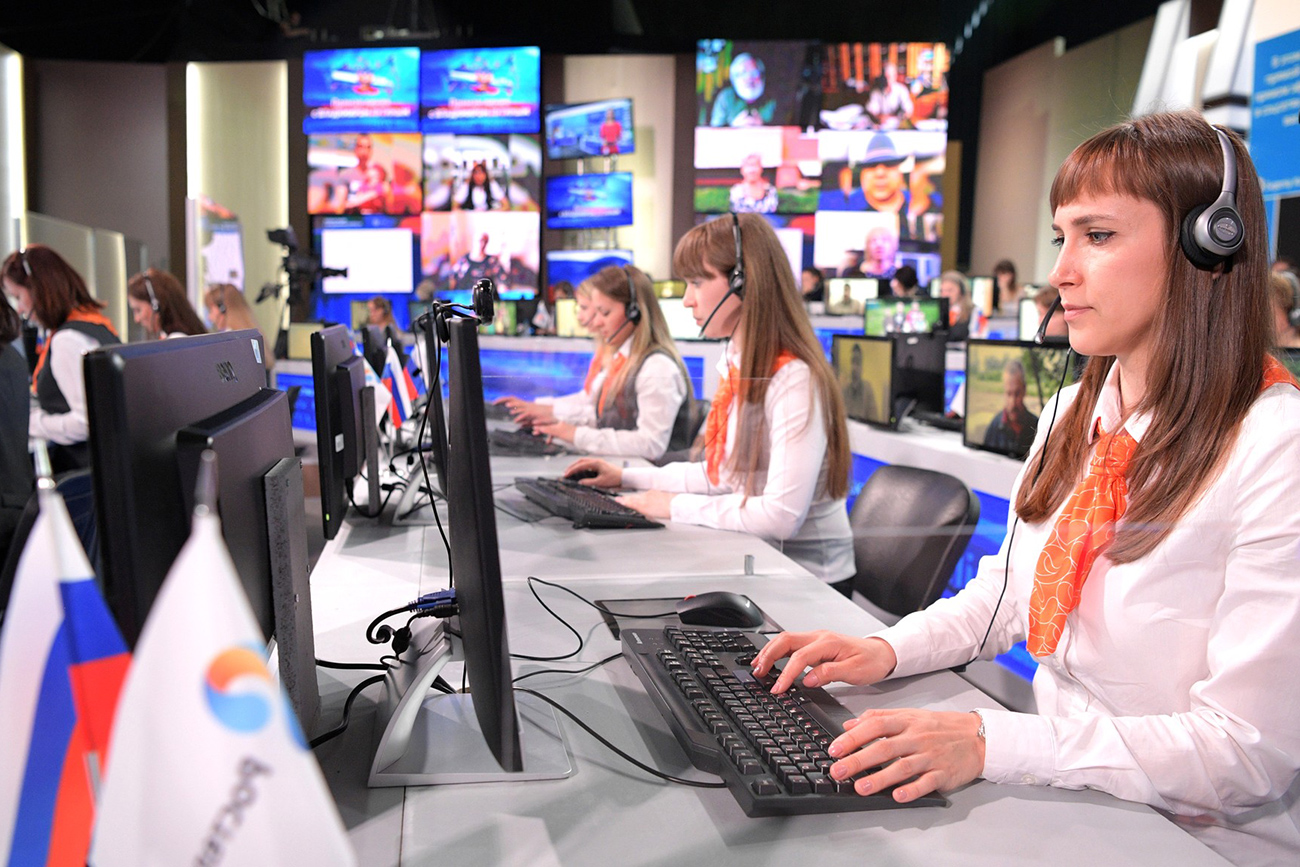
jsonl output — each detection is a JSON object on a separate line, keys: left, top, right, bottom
{"left": 849, "top": 464, "right": 980, "bottom": 618}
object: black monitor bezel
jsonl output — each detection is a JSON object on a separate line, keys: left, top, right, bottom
{"left": 311, "top": 324, "right": 365, "bottom": 541}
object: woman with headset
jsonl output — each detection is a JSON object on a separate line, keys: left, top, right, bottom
{"left": 127, "top": 268, "right": 206, "bottom": 338}
{"left": 750, "top": 111, "right": 1300, "bottom": 865}
{"left": 566, "top": 214, "right": 855, "bottom": 588}
{"left": 1, "top": 244, "right": 121, "bottom": 472}
{"left": 522, "top": 265, "right": 693, "bottom": 461}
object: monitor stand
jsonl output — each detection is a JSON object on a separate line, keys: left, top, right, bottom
{"left": 368, "top": 618, "right": 573, "bottom": 788}
{"left": 391, "top": 453, "right": 447, "bottom": 527}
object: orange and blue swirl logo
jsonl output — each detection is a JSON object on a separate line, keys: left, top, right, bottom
{"left": 203, "top": 645, "right": 274, "bottom": 733}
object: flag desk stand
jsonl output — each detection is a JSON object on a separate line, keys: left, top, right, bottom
{"left": 367, "top": 618, "right": 573, "bottom": 787}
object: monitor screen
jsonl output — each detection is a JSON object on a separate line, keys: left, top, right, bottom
{"left": 311, "top": 325, "right": 368, "bottom": 540}
{"left": 824, "top": 278, "right": 879, "bottom": 315}
{"left": 287, "top": 322, "right": 323, "bottom": 361}
{"left": 553, "top": 298, "right": 590, "bottom": 338}
{"left": 423, "top": 133, "right": 541, "bottom": 212}
{"left": 544, "top": 98, "right": 635, "bottom": 160}
{"left": 316, "top": 215, "right": 419, "bottom": 295}
{"left": 351, "top": 300, "right": 371, "bottom": 331}
{"left": 969, "top": 276, "right": 995, "bottom": 317}
{"left": 1018, "top": 297, "right": 1040, "bottom": 341}
{"left": 892, "top": 331, "right": 947, "bottom": 422}
{"left": 445, "top": 315, "right": 522, "bottom": 770}
{"left": 420, "top": 46, "right": 542, "bottom": 134}
{"left": 657, "top": 298, "right": 702, "bottom": 340}
{"left": 963, "top": 339, "right": 1084, "bottom": 460}
{"left": 479, "top": 299, "right": 518, "bottom": 336}
{"left": 83, "top": 330, "right": 276, "bottom": 645}
{"left": 654, "top": 279, "right": 686, "bottom": 299}
{"left": 308, "top": 132, "right": 423, "bottom": 216}
{"left": 864, "top": 297, "right": 948, "bottom": 336}
{"left": 546, "top": 249, "right": 634, "bottom": 291}
{"left": 420, "top": 210, "right": 540, "bottom": 301}
{"left": 832, "top": 334, "right": 892, "bottom": 427}
{"left": 303, "top": 47, "right": 421, "bottom": 133}
{"left": 545, "top": 173, "right": 634, "bottom": 230}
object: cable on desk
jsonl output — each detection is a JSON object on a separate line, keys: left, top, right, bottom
{"left": 309, "top": 674, "right": 386, "bottom": 749}
{"left": 527, "top": 576, "right": 678, "bottom": 619}
{"left": 514, "top": 687, "right": 727, "bottom": 789}
{"left": 316, "top": 658, "right": 388, "bottom": 671}
{"left": 512, "top": 652, "right": 622, "bottom": 685}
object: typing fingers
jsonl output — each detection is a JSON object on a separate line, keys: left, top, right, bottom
{"left": 828, "top": 709, "right": 985, "bottom": 802}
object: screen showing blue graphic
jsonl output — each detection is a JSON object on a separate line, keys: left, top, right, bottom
{"left": 544, "top": 98, "right": 636, "bottom": 160}
{"left": 421, "top": 46, "right": 542, "bottom": 134}
{"left": 303, "top": 48, "right": 421, "bottom": 132}
{"left": 545, "top": 172, "right": 634, "bottom": 230}
{"left": 545, "top": 249, "right": 634, "bottom": 289}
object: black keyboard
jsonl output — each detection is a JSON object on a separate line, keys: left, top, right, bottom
{"left": 514, "top": 477, "right": 663, "bottom": 529}
{"left": 489, "top": 428, "right": 570, "bottom": 456}
{"left": 621, "top": 626, "right": 947, "bottom": 817}
{"left": 483, "top": 400, "right": 515, "bottom": 421}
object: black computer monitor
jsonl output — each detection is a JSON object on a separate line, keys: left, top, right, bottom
{"left": 832, "top": 334, "right": 893, "bottom": 427}
{"left": 416, "top": 315, "right": 450, "bottom": 499}
{"left": 84, "top": 330, "right": 280, "bottom": 645}
{"left": 963, "top": 339, "right": 1085, "bottom": 460}
{"left": 359, "top": 324, "right": 388, "bottom": 375}
{"left": 311, "top": 324, "right": 366, "bottom": 541}
{"left": 892, "top": 331, "right": 947, "bottom": 423}
{"left": 864, "top": 297, "right": 949, "bottom": 336}
{"left": 445, "top": 315, "right": 521, "bottom": 770}
{"left": 824, "top": 278, "right": 879, "bottom": 315}
{"left": 1017, "top": 297, "right": 1039, "bottom": 341}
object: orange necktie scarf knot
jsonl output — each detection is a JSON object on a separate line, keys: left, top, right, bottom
{"left": 704, "top": 352, "right": 797, "bottom": 485}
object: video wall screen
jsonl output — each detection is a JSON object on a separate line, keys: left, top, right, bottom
{"left": 545, "top": 172, "right": 634, "bottom": 230}
{"left": 695, "top": 39, "right": 949, "bottom": 289}
{"left": 544, "top": 98, "right": 636, "bottom": 160}
{"left": 546, "top": 249, "right": 634, "bottom": 291}
{"left": 304, "top": 46, "right": 542, "bottom": 325}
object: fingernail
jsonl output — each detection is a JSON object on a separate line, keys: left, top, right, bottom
{"left": 828, "top": 742, "right": 842, "bottom": 758}
{"left": 830, "top": 765, "right": 846, "bottom": 779}
{"left": 857, "top": 779, "right": 872, "bottom": 794}
{"left": 802, "top": 672, "right": 820, "bottom": 687}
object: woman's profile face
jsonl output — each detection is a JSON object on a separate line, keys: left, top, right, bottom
{"left": 684, "top": 267, "right": 740, "bottom": 339}
{"left": 3, "top": 277, "right": 32, "bottom": 322}
{"left": 1049, "top": 192, "right": 1168, "bottom": 368}
{"left": 587, "top": 288, "right": 630, "bottom": 343}
{"left": 129, "top": 296, "right": 157, "bottom": 332}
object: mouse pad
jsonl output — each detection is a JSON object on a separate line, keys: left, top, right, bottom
{"left": 594, "top": 596, "right": 782, "bottom": 639}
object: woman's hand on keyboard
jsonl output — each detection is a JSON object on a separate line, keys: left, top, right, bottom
{"left": 498, "top": 397, "right": 554, "bottom": 426}
{"left": 533, "top": 419, "right": 576, "bottom": 443}
{"left": 564, "top": 458, "right": 622, "bottom": 488}
{"left": 751, "top": 631, "right": 898, "bottom": 694}
{"left": 616, "top": 489, "right": 676, "bottom": 519}
{"left": 828, "top": 708, "right": 986, "bottom": 804}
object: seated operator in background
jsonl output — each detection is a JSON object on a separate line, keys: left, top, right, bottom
{"left": 127, "top": 269, "right": 207, "bottom": 339}
{"left": 565, "top": 214, "right": 856, "bottom": 592}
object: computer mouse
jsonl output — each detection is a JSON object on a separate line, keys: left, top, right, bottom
{"left": 568, "top": 467, "right": 599, "bottom": 481}
{"left": 675, "top": 591, "right": 764, "bottom": 628}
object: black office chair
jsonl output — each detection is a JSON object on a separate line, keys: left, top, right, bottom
{"left": 655, "top": 397, "right": 712, "bottom": 466}
{"left": 0, "top": 470, "right": 99, "bottom": 621}
{"left": 848, "top": 465, "right": 979, "bottom": 621}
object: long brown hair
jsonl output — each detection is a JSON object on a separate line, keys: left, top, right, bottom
{"left": 674, "top": 213, "right": 850, "bottom": 499}
{"left": 128, "top": 268, "right": 207, "bottom": 336}
{"left": 1, "top": 244, "right": 102, "bottom": 330}
{"left": 579, "top": 265, "right": 693, "bottom": 405}
{"left": 1016, "top": 111, "right": 1273, "bottom": 563}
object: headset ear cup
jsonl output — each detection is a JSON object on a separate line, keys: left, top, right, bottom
{"left": 435, "top": 311, "right": 450, "bottom": 344}
{"left": 1180, "top": 205, "right": 1226, "bottom": 271}
{"left": 625, "top": 299, "right": 641, "bottom": 323}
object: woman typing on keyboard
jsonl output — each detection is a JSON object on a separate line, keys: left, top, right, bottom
{"left": 565, "top": 213, "right": 856, "bottom": 591}
{"left": 751, "top": 111, "right": 1300, "bottom": 866}
{"left": 506, "top": 265, "right": 694, "bottom": 461}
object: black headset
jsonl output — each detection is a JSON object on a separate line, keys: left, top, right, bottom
{"left": 143, "top": 274, "right": 160, "bottom": 313}
{"left": 1179, "top": 127, "right": 1245, "bottom": 271}
{"left": 215, "top": 286, "right": 228, "bottom": 316}
{"left": 623, "top": 266, "right": 642, "bottom": 324}
{"left": 697, "top": 213, "right": 747, "bottom": 336}
{"left": 1282, "top": 270, "right": 1300, "bottom": 329}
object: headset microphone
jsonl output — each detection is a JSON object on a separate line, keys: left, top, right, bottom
{"left": 1033, "top": 294, "right": 1064, "bottom": 345}
{"left": 698, "top": 213, "right": 747, "bottom": 338}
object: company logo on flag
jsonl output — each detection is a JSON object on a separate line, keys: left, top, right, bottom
{"left": 203, "top": 646, "right": 274, "bottom": 734}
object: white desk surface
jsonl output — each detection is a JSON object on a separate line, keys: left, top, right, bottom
{"left": 309, "top": 493, "right": 1227, "bottom": 866}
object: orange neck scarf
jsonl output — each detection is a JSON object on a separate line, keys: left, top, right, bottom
{"left": 31, "top": 307, "right": 119, "bottom": 391}
{"left": 581, "top": 351, "right": 603, "bottom": 395}
{"left": 704, "top": 351, "right": 797, "bottom": 485}
{"left": 596, "top": 352, "right": 627, "bottom": 416}
{"left": 1027, "top": 357, "right": 1299, "bottom": 657}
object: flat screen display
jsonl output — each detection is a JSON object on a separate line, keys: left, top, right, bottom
{"left": 963, "top": 339, "right": 1083, "bottom": 460}
{"left": 315, "top": 215, "right": 419, "bottom": 295}
{"left": 864, "top": 297, "right": 947, "bottom": 336}
{"left": 544, "top": 98, "right": 635, "bottom": 160}
{"left": 657, "top": 298, "right": 702, "bottom": 340}
{"left": 420, "top": 46, "right": 542, "bottom": 134}
{"left": 303, "top": 47, "right": 421, "bottom": 133}
{"left": 545, "top": 249, "right": 634, "bottom": 290}
{"left": 832, "top": 334, "right": 893, "bottom": 427}
{"left": 420, "top": 210, "right": 540, "bottom": 300}
{"left": 545, "top": 173, "right": 634, "bottom": 230}
{"left": 308, "top": 132, "right": 423, "bottom": 215}
{"left": 423, "top": 133, "right": 541, "bottom": 212}
{"left": 824, "top": 277, "right": 879, "bottom": 314}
